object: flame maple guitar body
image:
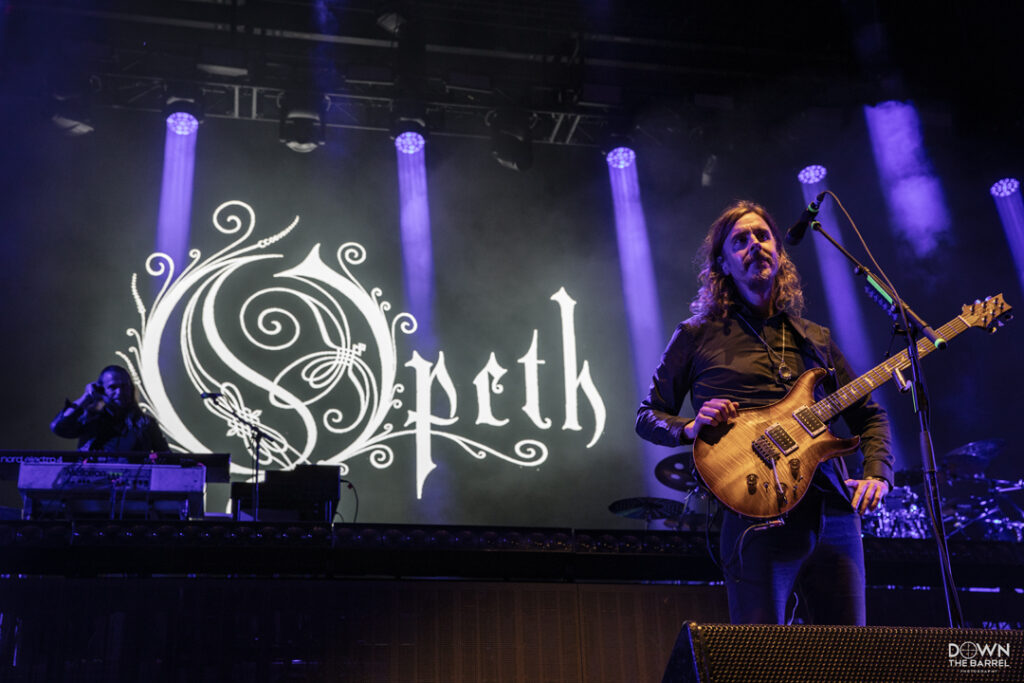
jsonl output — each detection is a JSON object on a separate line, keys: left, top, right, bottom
{"left": 692, "top": 368, "right": 860, "bottom": 519}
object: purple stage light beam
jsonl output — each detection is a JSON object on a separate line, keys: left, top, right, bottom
{"left": 990, "top": 178, "right": 1024, "bottom": 299}
{"left": 606, "top": 148, "right": 669, "bottom": 496}
{"left": 156, "top": 113, "right": 198, "bottom": 278}
{"left": 797, "top": 165, "right": 899, "bottom": 464}
{"left": 606, "top": 147, "right": 662, "bottom": 397}
{"left": 796, "top": 166, "right": 874, "bottom": 372}
{"left": 864, "top": 101, "right": 951, "bottom": 259}
{"left": 396, "top": 134, "right": 436, "bottom": 349}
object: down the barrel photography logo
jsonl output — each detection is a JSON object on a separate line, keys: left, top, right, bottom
{"left": 948, "top": 640, "right": 1011, "bottom": 673}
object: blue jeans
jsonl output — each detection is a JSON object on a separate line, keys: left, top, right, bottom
{"left": 719, "top": 488, "right": 866, "bottom": 625}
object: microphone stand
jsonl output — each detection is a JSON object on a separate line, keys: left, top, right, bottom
{"left": 807, "top": 219, "right": 965, "bottom": 629}
{"left": 206, "top": 395, "right": 278, "bottom": 521}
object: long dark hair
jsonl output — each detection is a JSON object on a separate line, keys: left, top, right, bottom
{"left": 689, "top": 200, "right": 804, "bottom": 321}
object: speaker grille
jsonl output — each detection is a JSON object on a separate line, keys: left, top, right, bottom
{"left": 674, "top": 622, "right": 1024, "bottom": 683}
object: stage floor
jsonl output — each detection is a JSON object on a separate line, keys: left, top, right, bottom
{"left": 0, "top": 521, "right": 1021, "bottom": 681}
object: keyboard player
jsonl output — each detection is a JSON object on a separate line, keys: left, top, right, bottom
{"left": 50, "top": 365, "right": 169, "bottom": 454}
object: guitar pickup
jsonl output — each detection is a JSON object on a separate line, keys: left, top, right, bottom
{"left": 765, "top": 424, "right": 798, "bottom": 455}
{"left": 793, "top": 406, "right": 826, "bottom": 437}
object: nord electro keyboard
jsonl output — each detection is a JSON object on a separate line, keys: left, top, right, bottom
{"left": 17, "top": 461, "right": 209, "bottom": 520}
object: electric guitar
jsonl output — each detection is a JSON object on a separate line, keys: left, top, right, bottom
{"left": 692, "top": 294, "right": 1012, "bottom": 519}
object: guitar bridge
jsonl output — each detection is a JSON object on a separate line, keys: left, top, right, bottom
{"left": 752, "top": 435, "right": 780, "bottom": 466}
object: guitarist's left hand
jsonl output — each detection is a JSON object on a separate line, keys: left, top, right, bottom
{"left": 845, "top": 478, "right": 890, "bottom": 514}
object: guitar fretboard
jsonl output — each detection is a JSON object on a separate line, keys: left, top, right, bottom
{"left": 810, "top": 316, "right": 971, "bottom": 422}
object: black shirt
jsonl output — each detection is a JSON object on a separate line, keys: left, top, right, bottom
{"left": 636, "top": 310, "right": 894, "bottom": 497}
{"left": 51, "top": 402, "right": 170, "bottom": 453}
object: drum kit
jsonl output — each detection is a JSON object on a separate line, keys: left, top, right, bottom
{"left": 860, "top": 439, "right": 1024, "bottom": 541}
{"left": 608, "top": 450, "right": 719, "bottom": 531}
{"left": 609, "top": 440, "right": 1023, "bottom": 542}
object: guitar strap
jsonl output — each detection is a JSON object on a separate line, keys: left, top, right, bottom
{"left": 786, "top": 315, "right": 838, "bottom": 389}
{"left": 785, "top": 315, "right": 856, "bottom": 501}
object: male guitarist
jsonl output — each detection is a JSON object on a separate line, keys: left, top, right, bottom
{"left": 636, "top": 200, "right": 894, "bottom": 625}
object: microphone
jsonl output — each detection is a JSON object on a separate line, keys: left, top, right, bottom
{"left": 200, "top": 392, "right": 222, "bottom": 399}
{"left": 784, "top": 191, "right": 826, "bottom": 246}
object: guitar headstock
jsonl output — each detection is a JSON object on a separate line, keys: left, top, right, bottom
{"left": 961, "top": 294, "right": 1013, "bottom": 333}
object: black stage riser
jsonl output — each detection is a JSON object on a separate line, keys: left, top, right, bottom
{"left": 1, "top": 521, "right": 1022, "bottom": 587}
{"left": 1, "top": 580, "right": 1022, "bottom": 683}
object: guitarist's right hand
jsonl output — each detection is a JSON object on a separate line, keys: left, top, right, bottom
{"left": 683, "top": 398, "right": 740, "bottom": 441}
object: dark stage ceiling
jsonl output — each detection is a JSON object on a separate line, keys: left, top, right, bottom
{"left": 2, "top": 0, "right": 1021, "bottom": 150}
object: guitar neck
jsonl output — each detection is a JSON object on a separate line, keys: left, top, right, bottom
{"left": 812, "top": 315, "right": 971, "bottom": 421}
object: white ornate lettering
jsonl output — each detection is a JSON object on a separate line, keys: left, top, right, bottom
{"left": 404, "top": 351, "right": 458, "bottom": 497}
{"left": 517, "top": 330, "right": 552, "bottom": 429}
{"left": 551, "top": 287, "right": 606, "bottom": 447}
{"left": 473, "top": 353, "right": 510, "bottom": 427}
{"left": 116, "top": 200, "right": 603, "bottom": 499}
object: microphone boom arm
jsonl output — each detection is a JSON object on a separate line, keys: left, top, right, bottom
{"left": 809, "top": 221, "right": 946, "bottom": 349}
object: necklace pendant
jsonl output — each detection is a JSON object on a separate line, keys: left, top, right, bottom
{"left": 777, "top": 362, "right": 794, "bottom": 383}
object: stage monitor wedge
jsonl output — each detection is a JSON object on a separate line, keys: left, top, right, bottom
{"left": 663, "top": 621, "right": 1024, "bottom": 683}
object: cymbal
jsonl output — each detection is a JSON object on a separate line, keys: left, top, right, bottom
{"left": 898, "top": 467, "right": 994, "bottom": 491}
{"left": 898, "top": 471, "right": 994, "bottom": 512}
{"left": 942, "top": 439, "right": 1005, "bottom": 476}
{"left": 654, "top": 451, "right": 699, "bottom": 492}
{"left": 608, "top": 497, "right": 687, "bottom": 521}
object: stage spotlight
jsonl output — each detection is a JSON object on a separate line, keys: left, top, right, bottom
{"left": 390, "top": 104, "right": 428, "bottom": 155}
{"left": 991, "top": 178, "right": 1020, "bottom": 198}
{"left": 606, "top": 146, "right": 636, "bottom": 169}
{"left": 393, "top": 120, "right": 435, "bottom": 351}
{"left": 487, "top": 108, "right": 533, "bottom": 171}
{"left": 604, "top": 123, "right": 666, "bottom": 490}
{"left": 166, "top": 112, "right": 199, "bottom": 136}
{"left": 798, "top": 164, "right": 828, "bottom": 184}
{"left": 279, "top": 92, "right": 328, "bottom": 153}
{"left": 990, "top": 177, "right": 1024, "bottom": 298}
{"left": 163, "top": 84, "right": 204, "bottom": 136}
{"left": 600, "top": 127, "right": 635, "bottom": 170}
{"left": 395, "top": 131, "right": 425, "bottom": 154}
{"left": 156, "top": 90, "right": 201, "bottom": 284}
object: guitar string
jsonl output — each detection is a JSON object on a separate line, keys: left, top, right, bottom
{"left": 814, "top": 314, "right": 969, "bottom": 421}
